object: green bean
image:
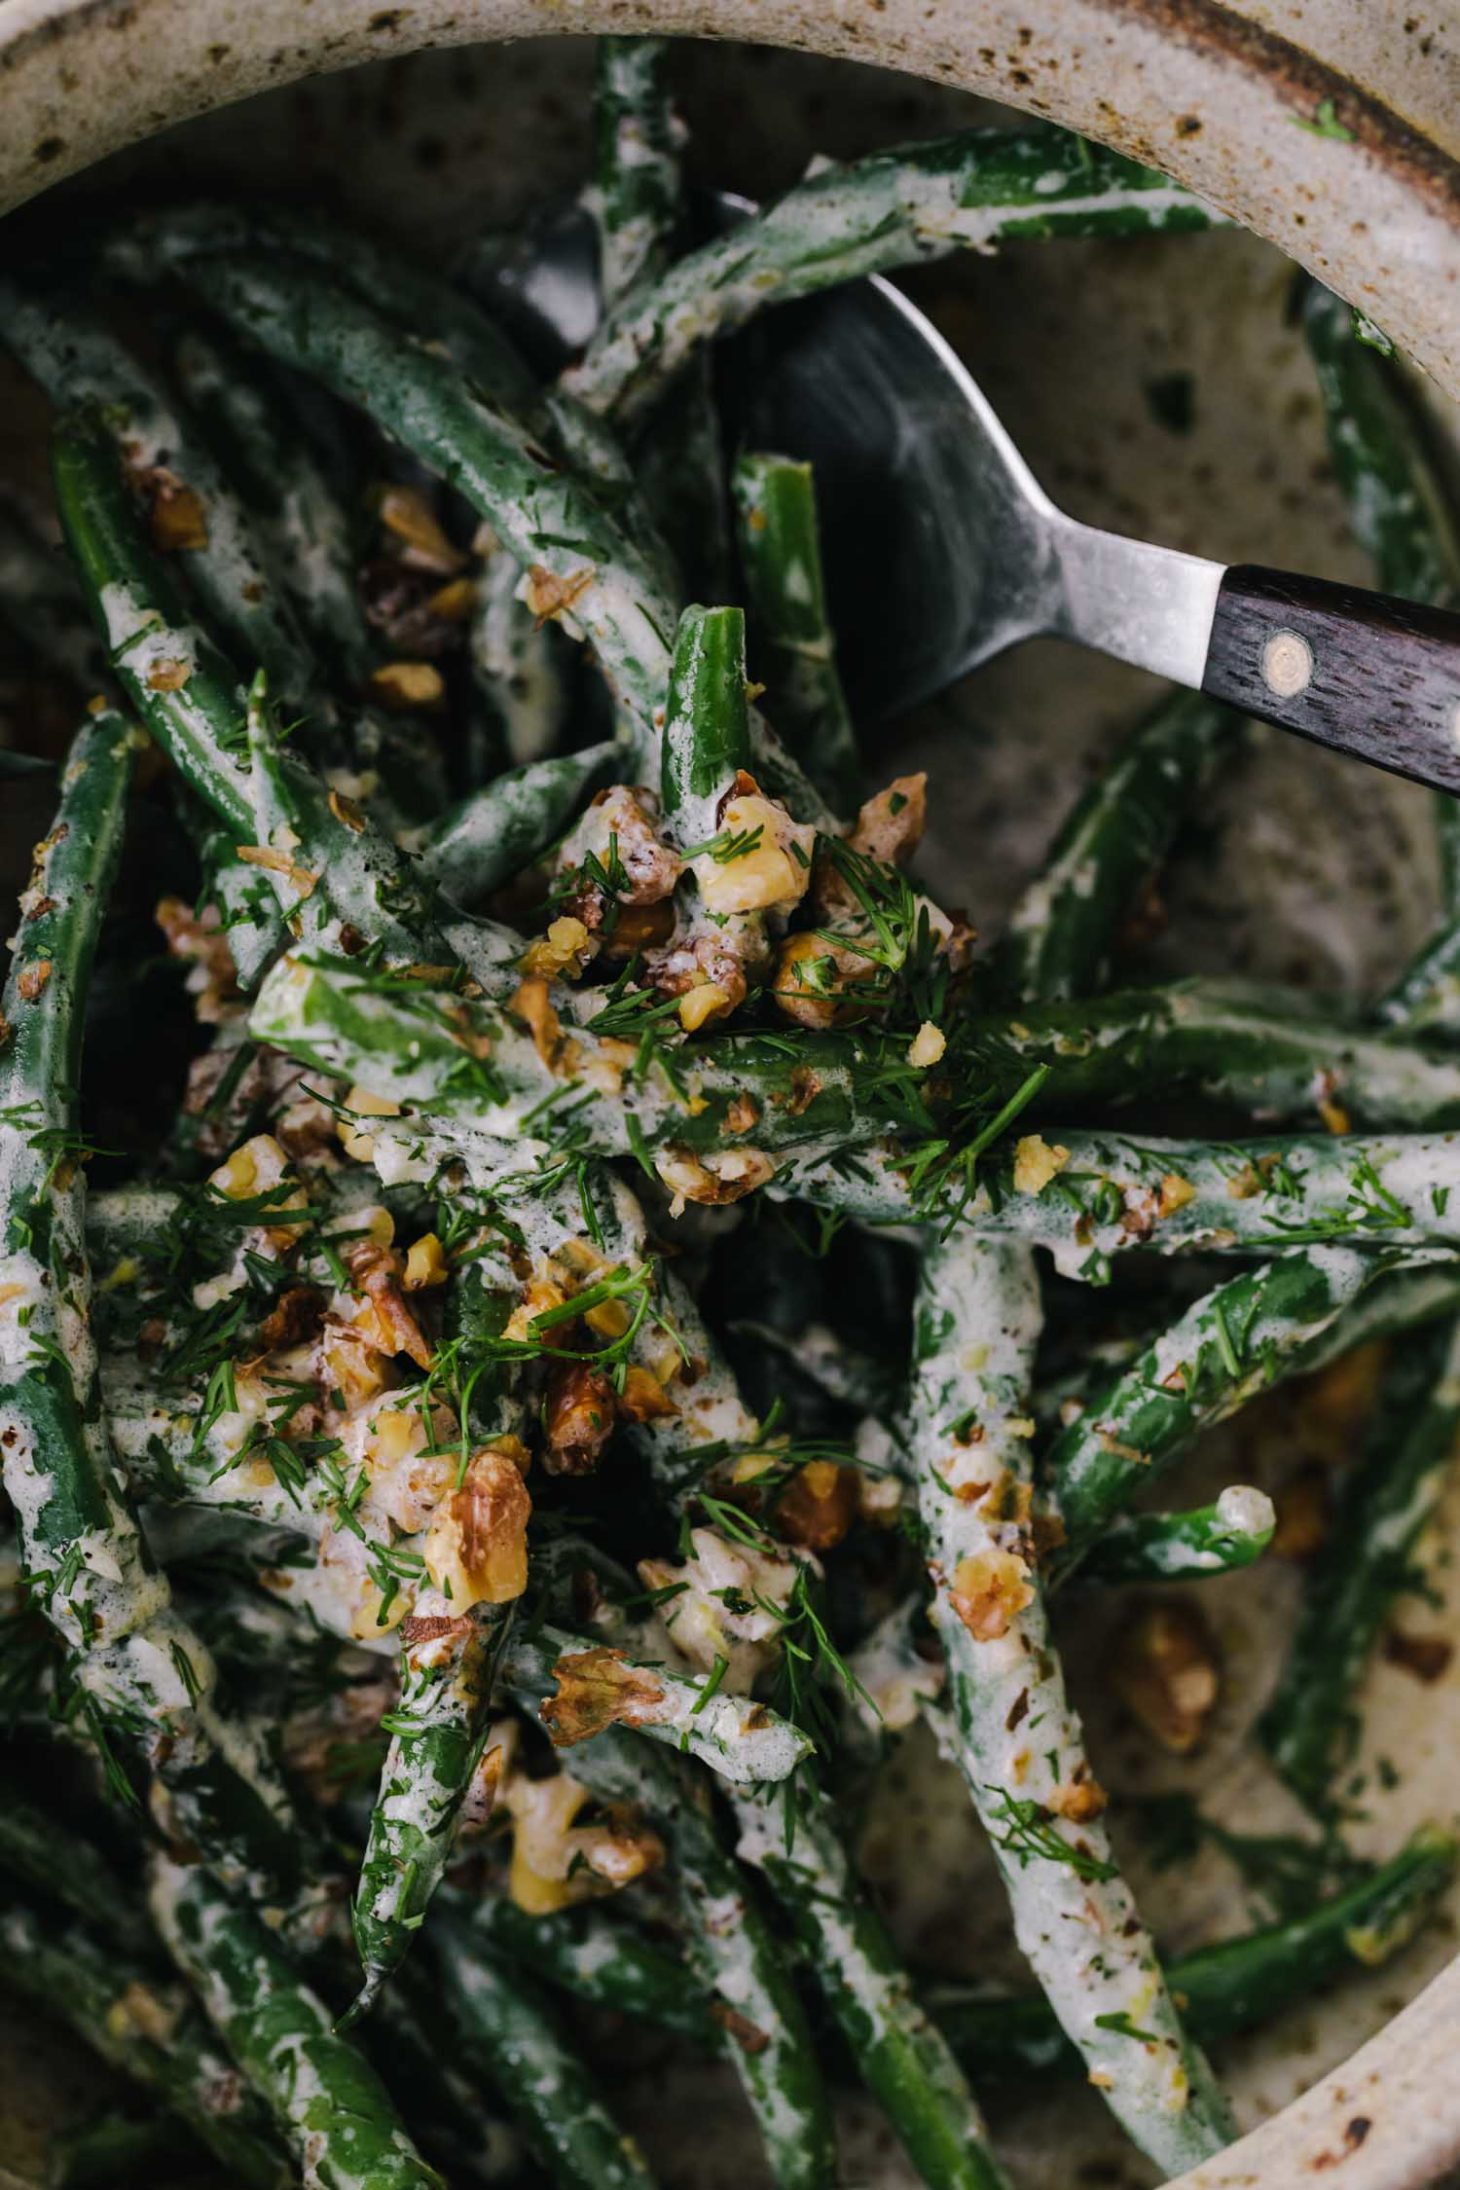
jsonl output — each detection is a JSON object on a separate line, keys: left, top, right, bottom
{"left": 348, "top": 1596, "right": 517, "bottom": 2021}
{"left": 430, "top": 1914, "right": 659, "bottom": 2190}
{"left": 247, "top": 948, "right": 901, "bottom": 1169}
{"left": 1260, "top": 1317, "right": 1460, "bottom": 1810}
{"left": 732, "top": 453, "right": 860, "bottom": 812}
{"left": 1298, "top": 295, "right": 1460, "bottom": 1027}
{"left": 589, "top": 37, "right": 683, "bottom": 304}
{"left": 150, "top": 1854, "right": 442, "bottom": 2190}
{"left": 505, "top": 1646, "right": 836, "bottom": 2190}
{"left": 907, "top": 1235, "right": 1232, "bottom": 2171}
{"left": 660, "top": 602, "right": 751, "bottom": 831}
{"left": 0, "top": 280, "right": 314, "bottom": 707}
{"left": 538, "top": 1618, "right": 812, "bottom": 1783}
{"left": 0, "top": 712, "right": 300, "bottom": 1893}
{"left": 0, "top": 1792, "right": 152, "bottom": 1957}
{"left": 776, "top": 1126, "right": 1460, "bottom": 1273}
{"left": 1303, "top": 283, "right": 1460, "bottom": 620}
{"left": 53, "top": 410, "right": 450, "bottom": 973}
{"left": 456, "top": 1889, "right": 717, "bottom": 2046}
{"left": 176, "top": 248, "right": 677, "bottom": 745}
{"left": 168, "top": 249, "right": 835, "bottom": 824}
{"left": 734, "top": 1771, "right": 1011, "bottom": 2190}
{"left": 1045, "top": 1246, "right": 1427, "bottom": 1570}
{"left": 929, "top": 1826, "right": 1457, "bottom": 2077}
{"left": 1076, "top": 1485, "right": 1276, "bottom": 1585}
{"left": 568, "top": 126, "right": 1224, "bottom": 425}
{"left": 588, "top": 37, "right": 731, "bottom": 599}
{"left": 993, "top": 692, "right": 1234, "bottom": 1003}
{"left": 958, "top": 976, "right": 1460, "bottom": 1130}
{"left": 0, "top": 1891, "right": 290, "bottom": 2189}
{"left": 420, "top": 741, "right": 618, "bottom": 905}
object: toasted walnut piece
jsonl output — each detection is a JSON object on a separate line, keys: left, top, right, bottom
{"left": 677, "top": 980, "right": 734, "bottom": 1033}
{"left": 725, "top": 1093, "right": 760, "bottom": 1134}
{"left": 379, "top": 484, "right": 467, "bottom": 573}
{"left": 143, "top": 471, "right": 209, "bottom": 553}
{"left": 521, "top": 916, "right": 597, "bottom": 983}
{"left": 1383, "top": 1628, "right": 1454, "bottom": 1684}
{"left": 654, "top": 1146, "right": 776, "bottom": 1211}
{"left": 1013, "top": 1135, "right": 1069, "bottom": 1197}
{"left": 328, "top": 788, "right": 368, "bottom": 834}
{"left": 511, "top": 975, "right": 565, "bottom": 1070}
{"left": 544, "top": 1362, "right": 619, "bottom": 1476}
{"left": 908, "top": 1020, "right": 946, "bottom": 1070}
{"left": 692, "top": 793, "right": 816, "bottom": 918}
{"left": 599, "top": 899, "right": 676, "bottom": 961}
{"left": 583, "top": 1293, "right": 632, "bottom": 1342}
{"left": 711, "top": 2002, "right": 773, "bottom": 2057}
{"left": 369, "top": 660, "right": 446, "bottom": 712}
{"left": 156, "top": 896, "right": 240, "bottom": 1023}
{"left": 1047, "top": 1774, "right": 1108, "bottom": 1823}
{"left": 422, "top": 1445, "right": 532, "bottom": 1611}
{"left": 525, "top": 563, "right": 596, "bottom": 626}
{"left": 948, "top": 1549, "right": 1035, "bottom": 1642}
{"left": 347, "top": 1238, "right": 433, "bottom": 1370}
{"left": 427, "top": 575, "right": 476, "bottom": 622}
{"left": 505, "top": 1767, "right": 664, "bottom": 1911}
{"left": 618, "top": 1364, "right": 676, "bottom": 1422}
{"left": 505, "top": 1270, "right": 571, "bottom": 1345}
{"left": 1111, "top": 1600, "right": 1220, "bottom": 1754}
{"left": 109, "top": 1980, "right": 182, "bottom": 2047}
{"left": 770, "top": 930, "right": 867, "bottom": 1030}
{"left": 541, "top": 1647, "right": 668, "bottom": 1747}
{"left": 338, "top": 1084, "right": 402, "bottom": 1163}
{"left": 145, "top": 654, "right": 194, "bottom": 695}
{"left": 775, "top": 1461, "right": 859, "bottom": 1553}
{"left": 851, "top": 773, "right": 927, "bottom": 865}
{"left": 403, "top": 1233, "right": 449, "bottom": 1291}
{"left": 256, "top": 1286, "right": 326, "bottom": 1352}
{"left": 16, "top": 961, "right": 52, "bottom": 1002}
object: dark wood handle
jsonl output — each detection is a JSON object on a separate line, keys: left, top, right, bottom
{"left": 1201, "top": 566, "right": 1460, "bottom": 795}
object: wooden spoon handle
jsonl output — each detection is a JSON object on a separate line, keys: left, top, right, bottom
{"left": 1201, "top": 564, "right": 1460, "bottom": 793}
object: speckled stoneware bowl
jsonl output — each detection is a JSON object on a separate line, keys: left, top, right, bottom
{"left": 3, "top": 7, "right": 1460, "bottom": 2188}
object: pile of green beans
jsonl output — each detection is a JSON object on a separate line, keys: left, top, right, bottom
{"left": 1, "top": 36, "right": 1457, "bottom": 2190}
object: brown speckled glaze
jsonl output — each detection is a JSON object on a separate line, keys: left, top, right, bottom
{"left": 2, "top": 7, "right": 1460, "bottom": 2189}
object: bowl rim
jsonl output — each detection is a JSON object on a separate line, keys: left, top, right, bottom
{"left": 1, "top": 4, "right": 1458, "bottom": 2185}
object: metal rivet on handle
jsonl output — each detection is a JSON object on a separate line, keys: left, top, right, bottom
{"left": 1261, "top": 629, "right": 1314, "bottom": 699}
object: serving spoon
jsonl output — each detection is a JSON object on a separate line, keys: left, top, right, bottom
{"left": 466, "top": 201, "right": 1460, "bottom": 796}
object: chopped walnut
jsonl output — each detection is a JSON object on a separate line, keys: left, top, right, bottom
{"left": 503, "top": 1765, "right": 664, "bottom": 1914}
{"left": 520, "top": 916, "right": 597, "bottom": 982}
{"left": 346, "top": 1238, "right": 433, "bottom": 1371}
{"left": 638, "top": 1525, "right": 800, "bottom": 1688}
{"left": 654, "top": 1145, "right": 776, "bottom": 1212}
{"left": 156, "top": 896, "right": 241, "bottom": 1024}
{"left": 558, "top": 785, "right": 683, "bottom": 908}
{"left": 377, "top": 484, "right": 467, "bottom": 574}
{"left": 1013, "top": 1135, "right": 1069, "bottom": 1197}
{"left": 543, "top": 1361, "right": 619, "bottom": 1476}
{"left": 1111, "top": 1601, "right": 1220, "bottom": 1754}
{"left": 948, "top": 1548, "right": 1035, "bottom": 1641}
{"left": 422, "top": 1444, "right": 532, "bottom": 1611}
{"left": 510, "top": 975, "right": 566, "bottom": 1070}
{"left": 540, "top": 1647, "right": 668, "bottom": 1748}
{"left": 774, "top": 1462, "right": 859, "bottom": 1552}
{"left": 691, "top": 792, "right": 815, "bottom": 919}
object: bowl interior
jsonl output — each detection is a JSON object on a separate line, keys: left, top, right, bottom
{"left": 3, "top": 33, "right": 1460, "bottom": 2190}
